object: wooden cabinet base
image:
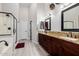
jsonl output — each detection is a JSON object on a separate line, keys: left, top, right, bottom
{"left": 38, "top": 33, "right": 79, "bottom": 56}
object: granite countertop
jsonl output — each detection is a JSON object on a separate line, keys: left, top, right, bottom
{"left": 39, "top": 32, "right": 79, "bottom": 44}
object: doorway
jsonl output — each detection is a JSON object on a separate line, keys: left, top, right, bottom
{"left": 30, "top": 20, "right": 32, "bottom": 40}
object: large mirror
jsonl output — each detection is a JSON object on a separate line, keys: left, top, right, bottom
{"left": 40, "top": 17, "right": 51, "bottom": 30}
{"left": 45, "top": 17, "right": 51, "bottom": 30}
{"left": 61, "top": 3, "right": 79, "bottom": 32}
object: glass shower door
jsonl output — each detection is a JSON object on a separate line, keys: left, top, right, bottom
{"left": 0, "top": 12, "right": 17, "bottom": 56}
{"left": 0, "top": 13, "right": 13, "bottom": 35}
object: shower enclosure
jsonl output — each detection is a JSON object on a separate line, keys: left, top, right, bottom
{"left": 0, "top": 12, "right": 17, "bottom": 43}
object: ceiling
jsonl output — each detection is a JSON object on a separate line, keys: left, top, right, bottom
{"left": 19, "top": 3, "right": 31, "bottom": 7}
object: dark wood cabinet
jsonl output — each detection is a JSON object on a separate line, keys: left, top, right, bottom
{"left": 50, "top": 37, "right": 63, "bottom": 55}
{"left": 38, "top": 33, "right": 79, "bottom": 56}
{"left": 39, "top": 34, "right": 52, "bottom": 54}
{"left": 38, "top": 33, "right": 63, "bottom": 55}
{"left": 60, "top": 39, "right": 79, "bottom": 56}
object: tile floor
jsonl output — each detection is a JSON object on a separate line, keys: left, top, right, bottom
{"left": 14, "top": 40, "right": 48, "bottom": 56}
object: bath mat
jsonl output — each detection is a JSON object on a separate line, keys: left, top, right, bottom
{"left": 15, "top": 43, "right": 25, "bottom": 49}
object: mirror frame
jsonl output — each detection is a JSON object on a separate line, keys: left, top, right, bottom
{"left": 61, "top": 3, "right": 79, "bottom": 32}
{"left": 45, "top": 17, "right": 51, "bottom": 30}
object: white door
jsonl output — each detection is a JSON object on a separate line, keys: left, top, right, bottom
{"left": 20, "top": 21, "right": 29, "bottom": 39}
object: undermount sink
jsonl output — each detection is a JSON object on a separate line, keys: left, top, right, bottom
{"left": 60, "top": 37, "right": 79, "bottom": 41}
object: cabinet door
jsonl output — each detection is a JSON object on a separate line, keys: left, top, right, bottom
{"left": 38, "top": 34, "right": 53, "bottom": 55}
{"left": 44, "top": 36, "right": 52, "bottom": 54}
{"left": 39, "top": 34, "right": 45, "bottom": 48}
{"left": 61, "top": 40, "right": 79, "bottom": 56}
{"left": 38, "top": 34, "right": 42, "bottom": 45}
{"left": 51, "top": 38, "right": 63, "bottom": 56}
{"left": 38, "top": 34, "right": 63, "bottom": 56}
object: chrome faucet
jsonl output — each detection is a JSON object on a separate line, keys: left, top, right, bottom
{"left": 70, "top": 32, "right": 72, "bottom": 37}
{"left": 67, "top": 32, "right": 73, "bottom": 37}
{"left": 0, "top": 40, "right": 8, "bottom": 46}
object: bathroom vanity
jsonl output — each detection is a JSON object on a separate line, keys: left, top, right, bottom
{"left": 38, "top": 3, "right": 79, "bottom": 56}
{"left": 38, "top": 32, "right": 79, "bottom": 56}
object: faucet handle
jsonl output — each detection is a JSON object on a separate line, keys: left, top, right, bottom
{"left": 5, "top": 42, "right": 8, "bottom": 46}
{"left": 67, "top": 34, "right": 69, "bottom": 37}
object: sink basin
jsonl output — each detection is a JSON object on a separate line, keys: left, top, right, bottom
{"left": 60, "top": 37, "right": 78, "bottom": 41}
